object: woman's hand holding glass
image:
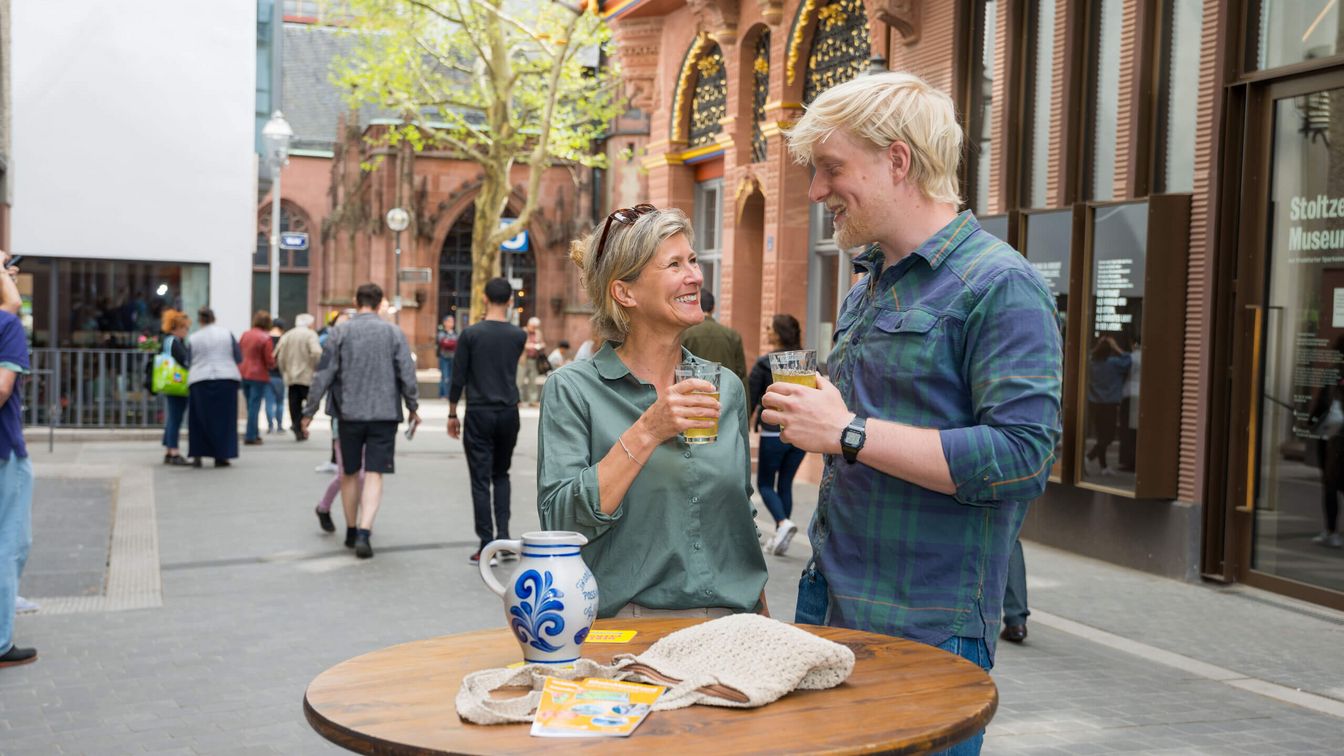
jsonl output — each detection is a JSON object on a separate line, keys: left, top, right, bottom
{"left": 633, "top": 378, "right": 722, "bottom": 445}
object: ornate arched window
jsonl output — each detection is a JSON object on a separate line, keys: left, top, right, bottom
{"left": 803, "top": 0, "right": 870, "bottom": 105}
{"left": 689, "top": 43, "right": 727, "bottom": 149}
{"left": 751, "top": 32, "right": 771, "bottom": 163}
{"left": 255, "top": 203, "right": 312, "bottom": 270}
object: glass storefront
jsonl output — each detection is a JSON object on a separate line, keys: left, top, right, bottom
{"left": 1258, "top": 1, "right": 1341, "bottom": 71}
{"left": 1252, "top": 88, "right": 1344, "bottom": 592}
{"left": 1022, "top": 209, "right": 1072, "bottom": 478}
{"left": 18, "top": 257, "right": 210, "bottom": 348}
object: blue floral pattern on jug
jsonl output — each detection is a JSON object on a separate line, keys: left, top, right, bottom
{"left": 509, "top": 570, "right": 566, "bottom": 653}
{"left": 573, "top": 626, "right": 590, "bottom": 646}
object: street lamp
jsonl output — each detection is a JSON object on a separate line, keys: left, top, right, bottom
{"left": 385, "top": 207, "right": 410, "bottom": 324}
{"left": 262, "top": 111, "right": 293, "bottom": 320}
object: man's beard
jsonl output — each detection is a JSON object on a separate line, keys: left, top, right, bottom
{"left": 832, "top": 208, "right": 872, "bottom": 249}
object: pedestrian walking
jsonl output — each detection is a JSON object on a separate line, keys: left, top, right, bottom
{"left": 266, "top": 318, "right": 287, "bottom": 434}
{"left": 517, "top": 316, "right": 545, "bottom": 406}
{"left": 158, "top": 309, "right": 192, "bottom": 466}
{"left": 537, "top": 206, "right": 768, "bottom": 618}
{"left": 764, "top": 73, "right": 1061, "bottom": 756}
{"left": 748, "top": 314, "right": 807, "bottom": 555}
{"left": 0, "top": 250, "right": 37, "bottom": 669}
{"left": 239, "top": 311, "right": 276, "bottom": 446}
{"left": 680, "top": 288, "right": 747, "bottom": 387}
{"left": 448, "top": 278, "right": 526, "bottom": 565}
{"left": 275, "top": 313, "right": 322, "bottom": 441}
{"left": 309, "top": 338, "right": 366, "bottom": 537}
{"left": 1085, "top": 335, "right": 1131, "bottom": 476}
{"left": 186, "top": 307, "right": 242, "bottom": 468}
{"left": 302, "top": 283, "right": 420, "bottom": 559}
{"left": 436, "top": 314, "right": 458, "bottom": 399}
{"left": 1000, "top": 539, "right": 1030, "bottom": 643}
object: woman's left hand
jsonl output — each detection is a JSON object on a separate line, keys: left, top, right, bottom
{"left": 761, "top": 376, "right": 852, "bottom": 454}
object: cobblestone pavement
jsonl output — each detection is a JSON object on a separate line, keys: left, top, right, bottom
{"left": 3, "top": 402, "right": 1344, "bottom": 754}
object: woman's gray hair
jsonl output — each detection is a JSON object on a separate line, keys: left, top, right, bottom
{"left": 295, "top": 313, "right": 315, "bottom": 329}
{"left": 569, "top": 208, "right": 694, "bottom": 341}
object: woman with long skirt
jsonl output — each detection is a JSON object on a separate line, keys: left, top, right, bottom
{"left": 186, "top": 307, "right": 242, "bottom": 468}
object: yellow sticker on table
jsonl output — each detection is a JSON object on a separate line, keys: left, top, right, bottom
{"left": 585, "top": 630, "right": 637, "bottom": 644}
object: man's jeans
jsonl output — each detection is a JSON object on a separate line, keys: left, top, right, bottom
{"left": 0, "top": 453, "right": 34, "bottom": 651}
{"left": 438, "top": 356, "right": 453, "bottom": 398}
{"left": 931, "top": 636, "right": 993, "bottom": 755}
{"left": 242, "top": 380, "right": 269, "bottom": 441}
{"left": 463, "top": 407, "right": 520, "bottom": 548}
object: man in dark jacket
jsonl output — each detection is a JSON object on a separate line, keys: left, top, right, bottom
{"left": 302, "top": 283, "right": 420, "bottom": 559}
{"left": 680, "top": 289, "right": 747, "bottom": 387}
{"left": 448, "top": 278, "right": 527, "bottom": 566}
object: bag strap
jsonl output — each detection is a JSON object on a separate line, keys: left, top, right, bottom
{"left": 455, "top": 659, "right": 627, "bottom": 725}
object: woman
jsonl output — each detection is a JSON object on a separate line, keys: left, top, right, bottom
{"left": 1085, "top": 335, "right": 1131, "bottom": 475}
{"left": 518, "top": 317, "right": 546, "bottom": 406}
{"left": 186, "top": 307, "right": 241, "bottom": 468}
{"left": 748, "top": 314, "right": 807, "bottom": 555}
{"left": 159, "top": 309, "right": 192, "bottom": 466}
{"left": 538, "top": 204, "right": 768, "bottom": 619}
{"left": 239, "top": 310, "right": 276, "bottom": 446}
{"left": 266, "top": 317, "right": 286, "bottom": 434}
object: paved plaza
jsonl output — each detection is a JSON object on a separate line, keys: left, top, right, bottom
{"left": 3, "top": 401, "right": 1344, "bottom": 754}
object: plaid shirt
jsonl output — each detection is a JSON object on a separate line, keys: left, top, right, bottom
{"left": 812, "top": 210, "right": 1062, "bottom": 660}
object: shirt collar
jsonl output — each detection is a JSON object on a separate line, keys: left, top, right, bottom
{"left": 592, "top": 340, "right": 699, "bottom": 384}
{"left": 850, "top": 210, "right": 983, "bottom": 275}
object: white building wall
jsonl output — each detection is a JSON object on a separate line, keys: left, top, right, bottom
{"left": 11, "top": 0, "right": 257, "bottom": 333}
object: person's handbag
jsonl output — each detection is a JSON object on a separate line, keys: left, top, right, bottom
{"left": 536, "top": 353, "right": 552, "bottom": 375}
{"left": 152, "top": 336, "right": 189, "bottom": 397}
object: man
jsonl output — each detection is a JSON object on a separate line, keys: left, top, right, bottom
{"left": 547, "top": 340, "right": 571, "bottom": 371}
{"left": 0, "top": 250, "right": 36, "bottom": 668}
{"left": 436, "top": 314, "right": 458, "bottom": 399}
{"left": 680, "top": 289, "right": 747, "bottom": 386}
{"left": 763, "top": 72, "right": 1060, "bottom": 755}
{"left": 275, "top": 313, "right": 323, "bottom": 441}
{"left": 302, "top": 283, "right": 420, "bottom": 559}
{"left": 448, "top": 278, "right": 527, "bottom": 565}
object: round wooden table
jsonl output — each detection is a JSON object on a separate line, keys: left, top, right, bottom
{"left": 304, "top": 618, "right": 997, "bottom": 755}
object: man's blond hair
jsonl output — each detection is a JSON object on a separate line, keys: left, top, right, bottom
{"left": 787, "top": 71, "right": 963, "bottom": 206}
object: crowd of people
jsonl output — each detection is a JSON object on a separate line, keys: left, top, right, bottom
{"left": 5, "top": 73, "right": 1063, "bottom": 755}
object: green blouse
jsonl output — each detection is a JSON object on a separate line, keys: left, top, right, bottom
{"left": 537, "top": 341, "right": 768, "bottom": 617}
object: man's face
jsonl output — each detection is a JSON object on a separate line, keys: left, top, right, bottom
{"left": 807, "top": 129, "right": 896, "bottom": 249}
{"left": 443, "top": 316, "right": 455, "bottom": 330}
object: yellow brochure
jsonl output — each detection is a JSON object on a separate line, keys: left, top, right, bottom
{"left": 530, "top": 677, "right": 664, "bottom": 738}
{"left": 584, "top": 629, "right": 637, "bottom": 643}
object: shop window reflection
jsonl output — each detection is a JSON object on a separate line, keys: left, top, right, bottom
{"left": 1022, "top": 209, "right": 1071, "bottom": 478}
{"left": 1257, "top": 0, "right": 1341, "bottom": 72}
{"left": 1080, "top": 203, "right": 1146, "bottom": 491}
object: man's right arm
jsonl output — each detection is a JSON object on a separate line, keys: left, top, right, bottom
{"left": 303, "top": 332, "right": 340, "bottom": 418}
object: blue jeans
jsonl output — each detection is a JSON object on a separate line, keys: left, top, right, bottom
{"left": 242, "top": 380, "right": 269, "bottom": 441}
{"left": 931, "top": 636, "right": 993, "bottom": 755}
{"left": 162, "top": 394, "right": 188, "bottom": 450}
{"left": 757, "top": 435, "right": 806, "bottom": 523}
{"left": 1003, "top": 539, "right": 1030, "bottom": 626}
{"left": 438, "top": 356, "right": 453, "bottom": 398}
{"left": 266, "top": 375, "right": 285, "bottom": 430}
{"left": 0, "top": 453, "right": 34, "bottom": 652}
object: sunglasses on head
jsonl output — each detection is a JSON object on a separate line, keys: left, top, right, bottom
{"left": 595, "top": 203, "right": 657, "bottom": 266}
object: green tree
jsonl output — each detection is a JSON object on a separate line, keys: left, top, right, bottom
{"left": 333, "top": 0, "right": 622, "bottom": 320}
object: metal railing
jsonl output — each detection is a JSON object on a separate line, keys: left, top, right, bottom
{"left": 22, "top": 348, "right": 166, "bottom": 428}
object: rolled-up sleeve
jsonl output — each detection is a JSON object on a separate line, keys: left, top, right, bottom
{"left": 536, "top": 372, "right": 623, "bottom": 540}
{"left": 941, "top": 269, "right": 1062, "bottom": 505}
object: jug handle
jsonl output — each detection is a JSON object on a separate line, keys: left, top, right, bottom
{"left": 479, "top": 538, "right": 524, "bottom": 597}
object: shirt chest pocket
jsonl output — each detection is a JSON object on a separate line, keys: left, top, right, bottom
{"left": 859, "top": 308, "right": 940, "bottom": 383}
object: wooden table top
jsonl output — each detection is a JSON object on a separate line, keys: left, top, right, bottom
{"left": 303, "top": 618, "right": 997, "bottom": 755}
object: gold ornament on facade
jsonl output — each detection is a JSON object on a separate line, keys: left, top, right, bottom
{"left": 671, "top": 32, "right": 714, "bottom": 143}
{"left": 804, "top": 0, "right": 870, "bottom": 104}
{"left": 785, "top": 0, "right": 821, "bottom": 86}
{"left": 690, "top": 47, "right": 727, "bottom": 149}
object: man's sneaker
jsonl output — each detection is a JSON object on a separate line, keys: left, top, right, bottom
{"left": 354, "top": 531, "right": 373, "bottom": 559}
{"left": 344, "top": 528, "right": 358, "bottom": 549}
{"left": 468, "top": 550, "right": 498, "bottom": 567}
{"left": 315, "top": 508, "right": 335, "bottom": 533}
{"left": 14, "top": 596, "right": 39, "bottom": 614}
{"left": 1329, "top": 532, "right": 1344, "bottom": 549}
{"left": 772, "top": 519, "right": 799, "bottom": 556}
{"left": 0, "top": 644, "right": 37, "bottom": 668}
{"left": 315, "top": 461, "right": 338, "bottom": 474}
{"left": 1312, "top": 530, "right": 1342, "bottom": 546}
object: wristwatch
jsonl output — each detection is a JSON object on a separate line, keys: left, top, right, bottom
{"left": 840, "top": 416, "right": 867, "bottom": 464}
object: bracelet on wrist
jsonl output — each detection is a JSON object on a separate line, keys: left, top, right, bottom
{"left": 618, "top": 434, "right": 644, "bottom": 467}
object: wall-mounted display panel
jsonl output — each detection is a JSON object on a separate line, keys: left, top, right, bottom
{"left": 1022, "top": 208, "right": 1079, "bottom": 483}
{"left": 1076, "top": 197, "right": 1189, "bottom": 498}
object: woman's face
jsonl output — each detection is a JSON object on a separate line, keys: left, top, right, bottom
{"left": 619, "top": 233, "right": 704, "bottom": 335}
{"left": 173, "top": 322, "right": 189, "bottom": 338}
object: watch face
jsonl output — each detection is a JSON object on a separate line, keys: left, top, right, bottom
{"left": 843, "top": 429, "right": 861, "bottom": 447}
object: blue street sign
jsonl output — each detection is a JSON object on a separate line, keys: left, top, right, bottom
{"left": 500, "top": 219, "right": 529, "bottom": 252}
{"left": 279, "top": 232, "right": 309, "bottom": 251}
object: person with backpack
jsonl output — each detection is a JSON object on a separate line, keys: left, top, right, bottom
{"left": 158, "top": 309, "right": 192, "bottom": 465}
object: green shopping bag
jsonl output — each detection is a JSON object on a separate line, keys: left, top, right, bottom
{"left": 152, "top": 336, "right": 189, "bottom": 397}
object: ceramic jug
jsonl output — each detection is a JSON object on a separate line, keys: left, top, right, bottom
{"left": 478, "top": 531, "right": 599, "bottom": 664}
